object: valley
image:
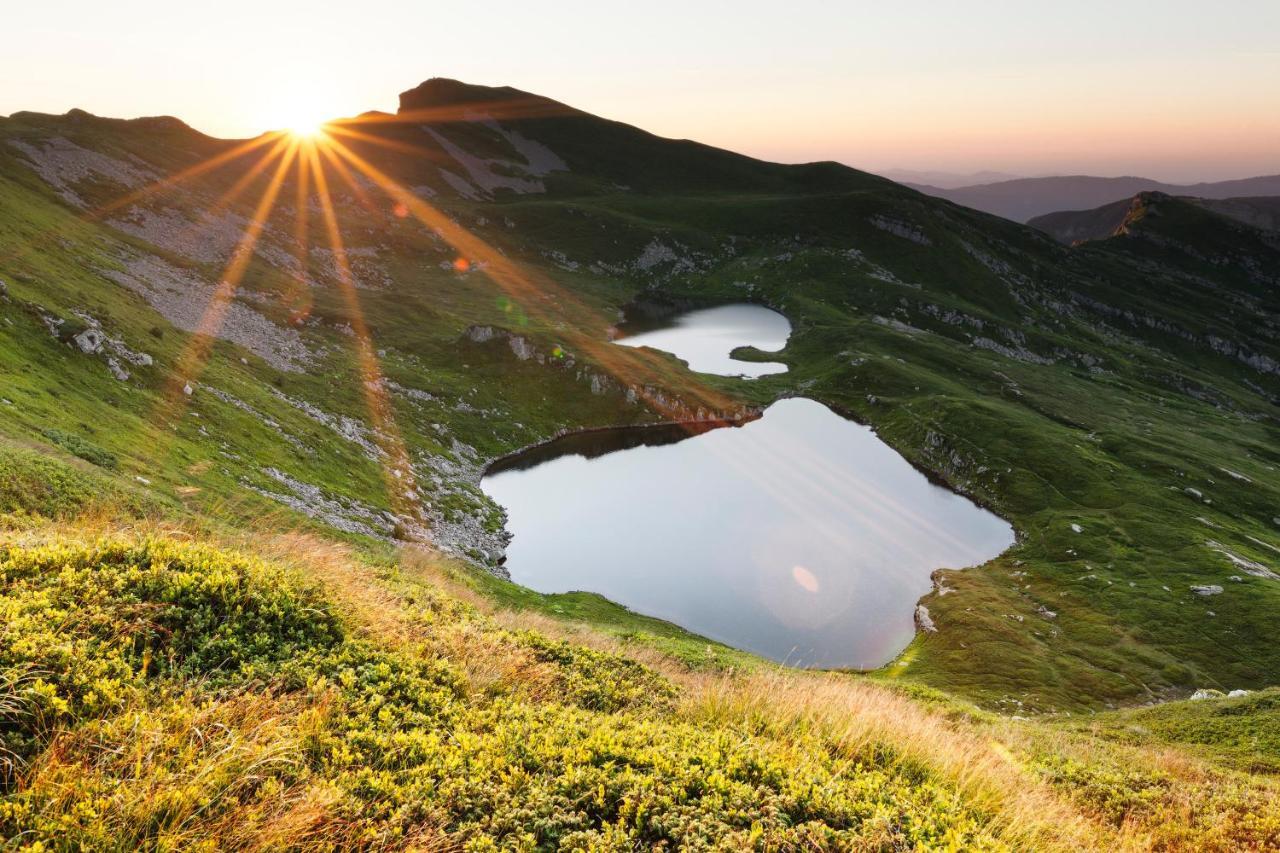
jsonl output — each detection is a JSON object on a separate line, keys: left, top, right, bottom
{"left": 1, "top": 76, "right": 1278, "bottom": 849}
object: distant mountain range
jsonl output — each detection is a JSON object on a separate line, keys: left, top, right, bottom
{"left": 1029, "top": 192, "right": 1280, "bottom": 244}
{"left": 906, "top": 174, "right": 1280, "bottom": 222}
{"left": 875, "top": 168, "right": 1023, "bottom": 189}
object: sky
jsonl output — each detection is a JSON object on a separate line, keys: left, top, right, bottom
{"left": 2, "top": 1, "right": 1278, "bottom": 183}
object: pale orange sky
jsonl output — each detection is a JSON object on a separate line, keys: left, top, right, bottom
{"left": 2, "top": 1, "right": 1278, "bottom": 183}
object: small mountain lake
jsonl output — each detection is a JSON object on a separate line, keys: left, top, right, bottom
{"left": 482, "top": 305, "right": 1014, "bottom": 668}
{"left": 613, "top": 303, "right": 791, "bottom": 377}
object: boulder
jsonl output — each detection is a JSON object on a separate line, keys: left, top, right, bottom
{"left": 73, "top": 327, "right": 105, "bottom": 354}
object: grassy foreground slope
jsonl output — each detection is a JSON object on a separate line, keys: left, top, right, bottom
{"left": 1, "top": 518, "right": 1278, "bottom": 850}
{"left": 0, "top": 76, "right": 1277, "bottom": 720}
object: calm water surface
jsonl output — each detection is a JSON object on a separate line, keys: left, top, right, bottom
{"left": 614, "top": 303, "right": 791, "bottom": 377}
{"left": 482, "top": 397, "right": 1013, "bottom": 668}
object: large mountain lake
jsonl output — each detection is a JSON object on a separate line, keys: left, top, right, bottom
{"left": 482, "top": 304, "right": 1014, "bottom": 668}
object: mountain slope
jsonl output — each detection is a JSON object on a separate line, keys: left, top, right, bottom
{"left": 1031, "top": 193, "right": 1280, "bottom": 244}
{"left": 0, "top": 77, "right": 1277, "bottom": 720}
{"left": 908, "top": 174, "right": 1280, "bottom": 222}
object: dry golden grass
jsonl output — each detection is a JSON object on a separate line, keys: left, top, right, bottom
{"left": 6, "top": 518, "right": 1277, "bottom": 851}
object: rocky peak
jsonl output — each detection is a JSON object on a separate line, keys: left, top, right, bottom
{"left": 397, "top": 78, "right": 568, "bottom": 116}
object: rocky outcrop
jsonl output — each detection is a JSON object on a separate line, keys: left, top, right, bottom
{"left": 869, "top": 215, "right": 932, "bottom": 245}
{"left": 8, "top": 136, "right": 155, "bottom": 207}
{"left": 462, "top": 324, "right": 748, "bottom": 422}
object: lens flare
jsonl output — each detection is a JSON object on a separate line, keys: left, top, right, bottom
{"left": 792, "top": 565, "right": 820, "bottom": 593}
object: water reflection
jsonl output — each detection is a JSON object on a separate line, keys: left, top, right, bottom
{"left": 482, "top": 398, "right": 1014, "bottom": 669}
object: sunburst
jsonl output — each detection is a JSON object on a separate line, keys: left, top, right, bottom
{"left": 80, "top": 98, "right": 752, "bottom": 538}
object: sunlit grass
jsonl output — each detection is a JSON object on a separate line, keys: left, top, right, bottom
{"left": 2, "top": 519, "right": 1277, "bottom": 849}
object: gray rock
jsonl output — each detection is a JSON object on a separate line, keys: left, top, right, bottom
{"left": 1190, "top": 584, "right": 1224, "bottom": 596}
{"left": 73, "top": 327, "right": 105, "bottom": 354}
{"left": 915, "top": 604, "right": 937, "bottom": 633}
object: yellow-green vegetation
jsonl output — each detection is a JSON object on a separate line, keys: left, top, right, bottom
{"left": 1, "top": 522, "right": 1278, "bottom": 851}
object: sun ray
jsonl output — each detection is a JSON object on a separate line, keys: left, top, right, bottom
{"left": 315, "top": 140, "right": 381, "bottom": 216}
{"left": 157, "top": 139, "right": 300, "bottom": 422}
{"left": 94, "top": 133, "right": 284, "bottom": 219}
{"left": 323, "top": 136, "right": 741, "bottom": 423}
{"left": 284, "top": 144, "right": 314, "bottom": 322}
{"left": 140, "top": 134, "right": 296, "bottom": 268}
{"left": 304, "top": 141, "right": 423, "bottom": 531}
{"left": 326, "top": 123, "right": 454, "bottom": 163}
{"left": 318, "top": 133, "right": 945, "bottom": 555}
{"left": 0, "top": 132, "right": 285, "bottom": 269}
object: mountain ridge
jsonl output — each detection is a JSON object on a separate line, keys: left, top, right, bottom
{"left": 1030, "top": 192, "right": 1280, "bottom": 244}
{"left": 909, "top": 173, "right": 1280, "bottom": 222}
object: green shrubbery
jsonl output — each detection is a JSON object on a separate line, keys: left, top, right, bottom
{"left": 40, "top": 429, "right": 118, "bottom": 470}
{"left": 0, "top": 444, "right": 155, "bottom": 519}
{"left": 0, "top": 536, "right": 1010, "bottom": 850}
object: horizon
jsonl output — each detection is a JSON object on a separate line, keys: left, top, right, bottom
{"left": 2, "top": 1, "right": 1278, "bottom": 185}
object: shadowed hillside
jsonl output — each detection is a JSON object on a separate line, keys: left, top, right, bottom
{"left": 1030, "top": 193, "right": 1280, "bottom": 244}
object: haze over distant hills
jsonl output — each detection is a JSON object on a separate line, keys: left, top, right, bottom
{"left": 875, "top": 168, "right": 1023, "bottom": 189}
{"left": 907, "top": 174, "right": 1280, "bottom": 223}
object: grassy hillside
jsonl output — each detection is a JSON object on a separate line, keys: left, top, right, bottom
{"left": 0, "top": 73, "right": 1277, "bottom": 734}
{"left": 2, "top": 519, "right": 1278, "bottom": 850}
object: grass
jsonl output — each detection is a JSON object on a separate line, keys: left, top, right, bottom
{"left": 1062, "top": 688, "right": 1280, "bottom": 774}
{"left": 3, "top": 520, "right": 1278, "bottom": 850}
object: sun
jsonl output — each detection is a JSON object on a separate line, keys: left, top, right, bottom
{"left": 266, "top": 96, "right": 335, "bottom": 140}
{"left": 285, "top": 116, "right": 328, "bottom": 140}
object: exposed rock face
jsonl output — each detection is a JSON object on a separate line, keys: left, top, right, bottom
{"left": 1191, "top": 585, "right": 1224, "bottom": 596}
{"left": 915, "top": 604, "right": 937, "bottom": 633}
{"left": 422, "top": 126, "right": 553, "bottom": 196}
{"left": 8, "top": 136, "right": 155, "bottom": 206}
{"left": 869, "top": 214, "right": 932, "bottom": 245}
{"left": 104, "top": 252, "right": 312, "bottom": 372}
